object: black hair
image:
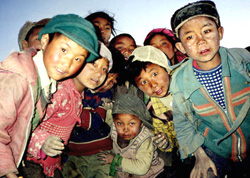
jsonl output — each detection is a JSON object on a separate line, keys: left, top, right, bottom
{"left": 85, "top": 11, "right": 116, "bottom": 36}
{"left": 109, "top": 33, "right": 137, "bottom": 51}
{"left": 109, "top": 48, "right": 127, "bottom": 85}
{"left": 125, "top": 59, "right": 151, "bottom": 86}
{"left": 245, "top": 46, "right": 250, "bottom": 52}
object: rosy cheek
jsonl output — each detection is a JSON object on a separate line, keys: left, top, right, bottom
{"left": 70, "top": 64, "right": 83, "bottom": 76}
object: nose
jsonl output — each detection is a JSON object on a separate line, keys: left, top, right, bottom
{"left": 123, "top": 125, "right": 129, "bottom": 132}
{"left": 197, "top": 33, "right": 206, "bottom": 45}
{"left": 61, "top": 57, "right": 73, "bottom": 69}
{"left": 95, "top": 67, "right": 102, "bottom": 78}
{"left": 150, "top": 80, "right": 158, "bottom": 88}
{"left": 122, "top": 49, "right": 131, "bottom": 58}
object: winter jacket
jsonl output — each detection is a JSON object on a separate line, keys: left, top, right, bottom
{"left": 170, "top": 47, "right": 250, "bottom": 161}
{"left": 111, "top": 124, "right": 164, "bottom": 178}
{"left": 27, "top": 79, "right": 84, "bottom": 177}
{"left": 0, "top": 49, "right": 45, "bottom": 177}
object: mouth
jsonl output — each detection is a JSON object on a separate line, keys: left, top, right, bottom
{"left": 55, "top": 67, "right": 66, "bottom": 75}
{"left": 122, "top": 134, "right": 131, "bottom": 138}
{"left": 91, "top": 78, "right": 99, "bottom": 84}
{"left": 200, "top": 49, "right": 210, "bottom": 55}
{"left": 154, "top": 88, "right": 163, "bottom": 95}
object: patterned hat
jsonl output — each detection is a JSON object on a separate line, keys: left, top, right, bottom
{"left": 39, "top": 14, "right": 99, "bottom": 62}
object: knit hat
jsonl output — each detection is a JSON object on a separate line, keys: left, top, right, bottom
{"left": 129, "top": 45, "right": 172, "bottom": 73}
{"left": 39, "top": 14, "right": 99, "bottom": 62}
{"left": 18, "top": 18, "right": 50, "bottom": 51}
{"left": 171, "top": 0, "right": 220, "bottom": 38}
{"left": 99, "top": 41, "right": 113, "bottom": 72}
{"left": 112, "top": 94, "right": 154, "bottom": 130}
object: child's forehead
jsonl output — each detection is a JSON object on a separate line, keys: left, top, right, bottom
{"left": 180, "top": 16, "right": 217, "bottom": 30}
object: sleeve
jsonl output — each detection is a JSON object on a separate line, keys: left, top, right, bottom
{"left": 27, "top": 83, "right": 68, "bottom": 159}
{"left": 0, "top": 73, "right": 27, "bottom": 176}
{"left": 120, "top": 138, "right": 154, "bottom": 175}
{"left": 171, "top": 84, "right": 204, "bottom": 159}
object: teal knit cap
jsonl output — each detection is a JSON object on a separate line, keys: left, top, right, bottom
{"left": 39, "top": 14, "right": 99, "bottom": 62}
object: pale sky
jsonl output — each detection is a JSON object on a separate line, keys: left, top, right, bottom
{"left": 0, "top": 0, "right": 249, "bottom": 61}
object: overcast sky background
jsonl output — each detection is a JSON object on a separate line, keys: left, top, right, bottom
{"left": 0, "top": 0, "right": 249, "bottom": 61}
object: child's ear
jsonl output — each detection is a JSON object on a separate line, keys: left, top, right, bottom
{"left": 218, "top": 26, "right": 224, "bottom": 40}
{"left": 41, "top": 34, "right": 50, "bottom": 50}
{"left": 175, "top": 42, "right": 186, "bottom": 54}
{"left": 22, "top": 40, "right": 28, "bottom": 50}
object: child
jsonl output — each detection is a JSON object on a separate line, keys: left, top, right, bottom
{"left": 109, "top": 33, "right": 137, "bottom": 61}
{"left": 143, "top": 28, "right": 187, "bottom": 65}
{"left": 99, "top": 94, "right": 164, "bottom": 178}
{"left": 109, "top": 33, "right": 144, "bottom": 101}
{"left": 20, "top": 42, "right": 112, "bottom": 178}
{"left": 85, "top": 11, "right": 116, "bottom": 46}
{"left": 170, "top": 1, "right": 250, "bottom": 177}
{"left": 126, "top": 45, "right": 185, "bottom": 177}
{"left": 0, "top": 14, "right": 99, "bottom": 178}
{"left": 18, "top": 18, "right": 50, "bottom": 51}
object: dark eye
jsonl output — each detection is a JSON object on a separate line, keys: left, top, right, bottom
{"left": 130, "top": 122, "right": 135, "bottom": 126}
{"left": 75, "top": 58, "right": 80, "bottom": 62}
{"left": 103, "top": 67, "right": 107, "bottom": 72}
{"left": 204, "top": 29, "right": 211, "bottom": 34}
{"left": 153, "top": 72, "right": 157, "bottom": 77}
{"left": 117, "top": 122, "right": 122, "bottom": 126}
{"left": 141, "top": 80, "right": 146, "bottom": 85}
{"left": 186, "top": 36, "right": 193, "bottom": 40}
{"left": 62, "top": 48, "right": 66, "bottom": 53}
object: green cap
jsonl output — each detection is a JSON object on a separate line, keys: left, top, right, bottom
{"left": 39, "top": 14, "right": 99, "bottom": 62}
{"left": 112, "top": 94, "right": 154, "bottom": 130}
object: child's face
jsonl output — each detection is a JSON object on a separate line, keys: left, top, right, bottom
{"left": 73, "top": 57, "right": 109, "bottom": 91}
{"left": 41, "top": 33, "right": 89, "bottom": 81}
{"left": 23, "top": 27, "right": 43, "bottom": 51}
{"left": 114, "top": 113, "right": 142, "bottom": 141}
{"left": 114, "top": 36, "right": 136, "bottom": 61}
{"left": 94, "top": 73, "right": 119, "bottom": 93}
{"left": 150, "top": 34, "right": 175, "bottom": 59}
{"left": 92, "top": 17, "right": 112, "bottom": 44}
{"left": 176, "top": 16, "right": 224, "bottom": 69}
{"left": 135, "top": 63, "right": 170, "bottom": 98}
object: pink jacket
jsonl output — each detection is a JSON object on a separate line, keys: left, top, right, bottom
{"left": 0, "top": 48, "right": 44, "bottom": 177}
{"left": 27, "top": 79, "right": 83, "bottom": 177}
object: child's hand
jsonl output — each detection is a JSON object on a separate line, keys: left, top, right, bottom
{"left": 101, "top": 98, "right": 114, "bottom": 110}
{"left": 42, "top": 135, "right": 64, "bottom": 157}
{"left": 153, "top": 132, "right": 170, "bottom": 151}
{"left": 5, "top": 172, "right": 18, "bottom": 178}
{"left": 98, "top": 151, "right": 114, "bottom": 164}
{"left": 191, "top": 147, "right": 217, "bottom": 178}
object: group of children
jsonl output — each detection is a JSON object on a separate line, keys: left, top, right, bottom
{"left": 0, "top": 1, "right": 250, "bottom": 178}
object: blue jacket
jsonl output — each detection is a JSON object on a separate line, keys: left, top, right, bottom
{"left": 170, "top": 47, "right": 250, "bottom": 161}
